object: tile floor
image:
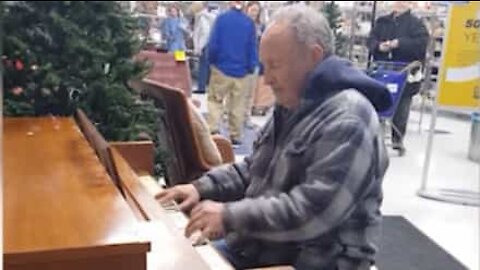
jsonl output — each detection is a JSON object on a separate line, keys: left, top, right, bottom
{"left": 380, "top": 110, "right": 479, "bottom": 270}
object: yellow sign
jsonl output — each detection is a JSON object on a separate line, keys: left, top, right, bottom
{"left": 174, "top": 50, "right": 186, "bottom": 62}
{"left": 438, "top": 1, "right": 480, "bottom": 108}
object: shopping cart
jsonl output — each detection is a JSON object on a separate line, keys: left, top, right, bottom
{"left": 368, "top": 61, "right": 422, "bottom": 155}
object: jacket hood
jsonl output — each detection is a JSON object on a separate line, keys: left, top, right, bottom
{"left": 303, "top": 56, "right": 392, "bottom": 112}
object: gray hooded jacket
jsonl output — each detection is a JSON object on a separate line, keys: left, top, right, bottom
{"left": 193, "top": 56, "right": 392, "bottom": 269}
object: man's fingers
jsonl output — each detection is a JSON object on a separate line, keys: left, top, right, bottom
{"left": 154, "top": 190, "right": 168, "bottom": 200}
{"left": 202, "top": 227, "right": 213, "bottom": 240}
{"left": 185, "top": 218, "right": 204, "bottom": 238}
{"left": 155, "top": 191, "right": 177, "bottom": 204}
{"left": 185, "top": 203, "right": 206, "bottom": 237}
{"left": 189, "top": 204, "right": 205, "bottom": 222}
{"left": 203, "top": 227, "right": 221, "bottom": 241}
{"left": 191, "top": 202, "right": 203, "bottom": 213}
{"left": 178, "top": 197, "right": 196, "bottom": 212}
{"left": 188, "top": 206, "right": 205, "bottom": 228}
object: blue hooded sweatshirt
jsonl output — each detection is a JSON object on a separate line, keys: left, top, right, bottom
{"left": 303, "top": 55, "right": 392, "bottom": 112}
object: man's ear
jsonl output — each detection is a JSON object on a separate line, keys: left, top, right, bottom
{"left": 311, "top": 44, "right": 325, "bottom": 63}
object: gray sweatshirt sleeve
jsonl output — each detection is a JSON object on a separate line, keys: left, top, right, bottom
{"left": 222, "top": 117, "right": 381, "bottom": 242}
{"left": 192, "top": 157, "right": 252, "bottom": 202}
{"left": 192, "top": 119, "right": 273, "bottom": 202}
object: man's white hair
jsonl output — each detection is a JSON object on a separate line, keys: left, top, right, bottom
{"left": 269, "top": 4, "right": 335, "bottom": 55}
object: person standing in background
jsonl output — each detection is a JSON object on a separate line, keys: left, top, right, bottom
{"left": 207, "top": 1, "right": 258, "bottom": 147}
{"left": 368, "top": 1, "right": 429, "bottom": 155}
{"left": 161, "top": 5, "right": 189, "bottom": 52}
{"left": 193, "top": 2, "right": 217, "bottom": 93}
{"left": 243, "top": 1, "right": 264, "bottom": 129}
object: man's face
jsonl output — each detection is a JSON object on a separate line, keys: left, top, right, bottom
{"left": 230, "top": 1, "right": 243, "bottom": 9}
{"left": 392, "top": 1, "right": 410, "bottom": 14}
{"left": 247, "top": 4, "right": 260, "bottom": 21}
{"left": 169, "top": 7, "right": 178, "bottom": 17}
{"left": 260, "top": 23, "right": 320, "bottom": 109}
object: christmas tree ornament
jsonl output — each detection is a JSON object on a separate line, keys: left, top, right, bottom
{"left": 12, "top": 87, "right": 24, "bottom": 96}
{"left": 104, "top": 63, "right": 111, "bottom": 74}
{"left": 15, "top": 60, "right": 24, "bottom": 71}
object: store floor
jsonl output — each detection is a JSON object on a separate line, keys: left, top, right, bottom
{"left": 380, "top": 110, "right": 479, "bottom": 270}
{"left": 193, "top": 93, "right": 479, "bottom": 270}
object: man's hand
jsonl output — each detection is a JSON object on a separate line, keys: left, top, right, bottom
{"left": 379, "top": 41, "right": 391, "bottom": 52}
{"left": 155, "top": 184, "right": 200, "bottom": 212}
{"left": 185, "top": 201, "right": 226, "bottom": 240}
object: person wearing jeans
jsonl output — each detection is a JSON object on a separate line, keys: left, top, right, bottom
{"left": 193, "top": 2, "right": 216, "bottom": 93}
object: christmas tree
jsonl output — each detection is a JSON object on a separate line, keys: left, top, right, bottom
{"left": 321, "top": 1, "right": 347, "bottom": 57}
{"left": 3, "top": 1, "right": 155, "bottom": 139}
{"left": 3, "top": 1, "right": 165, "bottom": 175}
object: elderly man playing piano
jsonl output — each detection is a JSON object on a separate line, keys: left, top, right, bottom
{"left": 157, "top": 4, "right": 391, "bottom": 270}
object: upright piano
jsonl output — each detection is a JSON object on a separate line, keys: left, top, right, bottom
{"left": 3, "top": 117, "right": 233, "bottom": 270}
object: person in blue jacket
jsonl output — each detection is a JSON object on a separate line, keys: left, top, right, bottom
{"left": 206, "top": 1, "right": 258, "bottom": 147}
{"left": 161, "top": 5, "right": 188, "bottom": 52}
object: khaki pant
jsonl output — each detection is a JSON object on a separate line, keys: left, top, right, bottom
{"left": 207, "top": 67, "right": 247, "bottom": 141}
{"left": 252, "top": 76, "right": 275, "bottom": 114}
{"left": 244, "top": 71, "right": 260, "bottom": 121}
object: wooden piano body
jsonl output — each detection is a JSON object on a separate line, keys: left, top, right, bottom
{"left": 4, "top": 115, "right": 293, "bottom": 270}
{"left": 3, "top": 116, "right": 231, "bottom": 270}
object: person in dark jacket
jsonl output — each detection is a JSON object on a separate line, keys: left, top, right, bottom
{"left": 157, "top": 4, "right": 391, "bottom": 270}
{"left": 368, "top": 1, "right": 429, "bottom": 155}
